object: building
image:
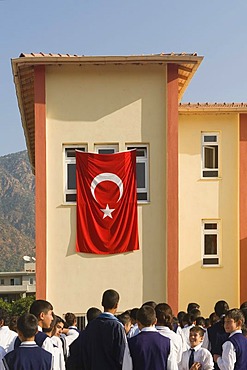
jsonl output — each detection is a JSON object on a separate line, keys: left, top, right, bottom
{"left": 11, "top": 53, "right": 247, "bottom": 316}
{"left": 0, "top": 263, "right": 36, "bottom": 302}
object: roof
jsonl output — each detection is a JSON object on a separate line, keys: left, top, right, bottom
{"left": 12, "top": 52, "right": 203, "bottom": 170}
{"left": 179, "top": 102, "right": 247, "bottom": 113}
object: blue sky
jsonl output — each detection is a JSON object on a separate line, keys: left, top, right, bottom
{"left": 0, "top": 0, "right": 246, "bottom": 156}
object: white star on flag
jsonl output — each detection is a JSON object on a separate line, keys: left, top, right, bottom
{"left": 100, "top": 204, "right": 115, "bottom": 219}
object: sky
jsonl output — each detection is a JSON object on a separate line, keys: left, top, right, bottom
{"left": 0, "top": 0, "right": 247, "bottom": 156}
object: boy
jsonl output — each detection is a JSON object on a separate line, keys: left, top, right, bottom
{"left": 82, "top": 289, "right": 126, "bottom": 370}
{"left": 179, "top": 326, "right": 213, "bottom": 370}
{"left": 214, "top": 308, "right": 247, "bottom": 370}
{"left": 0, "top": 309, "right": 17, "bottom": 352}
{"left": 124, "top": 305, "right": 177, "bottom": 370}
{"left": 2, "top": 313, "right": 52, "bottom": 370}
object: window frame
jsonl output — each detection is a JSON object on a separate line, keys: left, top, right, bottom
{"left": 201, "top": 220, "right": 221, "bottom": 267}
{"left": 126, "top": 144, "right": 149, "bottom": 203}
{"left": 63, "top": 144, "right": 88, "bottom": 204}
{"left": 201, "top": 132, "right": 219, "bottom": 178}
{"left": 94, "top": 144, "right": 119, "bottom": 154}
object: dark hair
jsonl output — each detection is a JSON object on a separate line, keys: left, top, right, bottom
{"left": 102, "top": 289, "right": 119, "bottom": 310}
{"left": 155, "top": 303, "right": 173, "bottom": 329}
{"left": 29, "top": 300, "right": 53, "bottom": 319}
{"left": 190, "top": 308, "right": 201, "bottom": 319}
{"left": 86, "top": 307, "right": 102, "bottom": 323}
{"left": 187, "top": 302, "right": 200, "bottom": 313}
{"left": 17, "top": 313, "right": 38, "bottom": 338}
{"left": 117, "top": 311, "right": 131, "bottom": 326}
{"left": 130, "top": 308, "right": 139, "bottom": 322}
{"left": 195, "top": 316, "right": 205, "bottom": 327}
{"left": 0, "top": 309, "right": 8, "bottom": 324}
{"left": 137, "top": 305, "right": 156, "bottom": 327}
{"left": 141, "top": 301, "right": 157, "bottom": 309}
{"left": 9, "top": 315, "right": 18, "bottom": 332}
{"left": 240, "top": 301, "right": 247, "bottom": 310}
{"left": 225, "top": 309, "right": 245, "bottom": 324}
{"left": 65, "top": 312, "right": 76, "bottom": 327}
{"left": 214, "top": 300, "right": 229, "bottom": 317}
{"left": 182, "top": 312, "right": 197, "bottom": 326}
{"left": 177, "top": 311, "right": 186, "bottom": 327}
{"left": 209, "top": 312, "right": 218, "bottom": 326}
{"left": 190, "top": 325, "right": 205, "bottom": 337}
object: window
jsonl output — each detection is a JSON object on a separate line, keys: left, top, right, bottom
{"left": 127, "top": 145, "right": 149, "bottom": 202}
{"left": 202, "top": 133, "right": 219, "bottom": 178}
{"left": 94, "top": 144, "right": 119, "bottom": 154}
{"left": 64, "top": 145, "right": 87, "bottom": 203}
{"left": 0, "top": 279, "right": 4, "bottom": 285}
{"left": 202, "top": 220, "right": 220, "bottom": 266}
{"left": 29, "top": 278, "right": 34, "bottom": 285}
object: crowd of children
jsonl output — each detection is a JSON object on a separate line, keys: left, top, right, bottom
{"left": 0, "top": 291, "right": 247, "bottom": 369}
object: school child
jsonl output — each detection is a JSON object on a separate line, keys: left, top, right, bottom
{"left": 2, "top": 313, "right": 52, "bottom": 370}
{"left": 64, "top": 313, "right": 80, "bottom": 333}
{"left": 214, "top": 309, "right": 247, "bottom": 370}
{"left": 123, "top": 305, "right": 178, "bottom": 370}
{"left": 155, "top": 303, "right": 183, "bottom": 363}
{"left": 118, "top": 311, "right": 132, "bottom": 336}
{"left": 181, "top": 312, "right": 198, "bottom": 350}
{"left": 179, "top": 326, "right": 213, "bottom": 370}
{"left": 127, "top": 308, "right": 140, "bottom": 338}
{"left": 0, "top": 309, "right": 17, "bottom": 352}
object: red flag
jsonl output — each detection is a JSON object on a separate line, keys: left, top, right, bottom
{"left": 76, "top": 150, "right": 139, "bottom": 254}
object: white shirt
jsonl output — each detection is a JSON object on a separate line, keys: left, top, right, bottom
{"left": 51, "top": 336, "right": 66, "bottom": 370}
{"left": 217, "top": 330, "right": 242, "bottom": 370}
{"left": 178, "top": 343, "right": 214, "bottom": 370}
{"left": 156, "top": 325, "right": 183, "bottom": 362}
{"left": 0, "top": 326, "right": 17, "bottom": 352}
{"left": 0, "top": 346, "right": 5, "bottom": 370}
{"left": 123, "top": 326, "right": 178, "bottom": 370}
{"left": 127, "top": 323, "right": 140, "bottom": 338}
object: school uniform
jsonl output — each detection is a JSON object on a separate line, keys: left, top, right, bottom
{"left": 66, "top": 330, "right": 86, "bottom": 370}
{"left": 127, "top": 324, "right": 140, "bottom": 338}
{"left": 179, "top": 343, "right": 214, "bottom": 370}
{"left": 51, "top": 336, "right": 65, "bottom": 370}
{"left": 124, "top": 327, "right": 178, "bottom": 370}
{"left": 82, "top": 312, "right": 126, "bottom": 370}
{"left": 2, "top": 341, "right": 52, "bottom": 370}
{"left": 181, "top": 325, "right": 194, "bottom": 350}
{"left": 217, "top": 330, "right": 247, "bottom": 370}
{"left": 0, "top": 327, "right": 17, "bottom": 352}
{"left": 156, "top": 325, "right": 183, "bottom": 362}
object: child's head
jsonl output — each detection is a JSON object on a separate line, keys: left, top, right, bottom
{"left": 187, "top": 302, "right": 200, "bottom": 313}
{"left": 102, "top": 289, "right": 119, "bottom": 312}
{"left": 141, "top": 301, "right": 157, "bottom": 309}
{"left": 195, "top": 316, "right": 206, "bottom": 328}
{"left": 224, "top": 309, "right": 245, "bottom": 334}
{"left": 177, "top": 311, "right": 186, "bottom": 328}
{"left": 189, "top": 326, "right": 205, "bottom": 348}
{"left": 117, "top": 311, "right": 132, "bottom": 335}
{"left": 86, "top": 307, "right": 102, "bottom": 323}
{"left": 17, "top": 313, "right": 38, "bottom": 341}
{"left": 130, "top": 308, "right": 139, "bottom": 325}
{"left": 155, "top": 303, "right": 173, "bottom": 329}
{"left": 64, "top": 312, "right": 77, "bottom": 327}
{"left": 137, "top": 305, "right": 156, "bottom": 329}
{"left": 29, "top": 299, "right": 53, "bottom": 329}
{"left": 52, "top": 316, "right": 65, "bottom": 337}
{"left": 214, "top": 300, "right": 229, "bottom": 318}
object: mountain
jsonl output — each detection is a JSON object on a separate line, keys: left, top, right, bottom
{"left": 0, "top": 150, "right": 35, "bottom": 271}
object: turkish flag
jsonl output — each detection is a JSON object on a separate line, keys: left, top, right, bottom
{"left": 76, "top": 150, "right": 139, "bottom": 254}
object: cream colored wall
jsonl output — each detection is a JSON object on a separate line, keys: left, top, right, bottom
{"left": 45, "top": 64, "right": 167, "bottom": 315}
{"left": 179, "top": 113, "right": 239, "bottom": 316}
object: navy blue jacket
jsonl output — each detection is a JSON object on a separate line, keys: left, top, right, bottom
{"left": 228, "top": 333, "right": 247, "bottom": 370}
{"left": 82, "top": 313, "right": 126, "bottom": 370}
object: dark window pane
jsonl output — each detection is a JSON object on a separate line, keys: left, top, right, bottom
{"left": 66, "top": 193, "right": 76, "bottom": 202}
{"left": 98, "top": 149, "right": 115, "bottom": 154}
{"left": 204, "top": 223, "right": 217, "bottom": 230}
{"left": 204, "top": 235, "right": 217, "bottom": 254}
{"left": 68, "top": 164, "right": 76, "bottom": 189}
{"left": 203, "top": 170, "right": 218, "bottom": 177}
{"left": 205, "top": 146, "right": 218, "bottom": 169}
{"left": 65, "top": 147, "right": 85, "bottom": 157}
{"left": 137, "top": 192, "right": 148, "bottom": 201}
{"left": 203, "top": 258, "right": 219, "bottom": 265}
{"left": 127, "top": 147, "right": 147, "bottom": 157}
{"left": 136, "top": 163, "right": 145, "bottom": 188}
{"left": 204, "top": 136, "right": 217, "bottom": 143}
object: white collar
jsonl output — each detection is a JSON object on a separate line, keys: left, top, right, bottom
{"left": 156, "top": 326, "right": 171, "bottom": 332}
{"left": 229, "top": 330, "right": 242, "bottom": 337}
{"left": 141, "top": 326, "right": 157, "bottom": 332}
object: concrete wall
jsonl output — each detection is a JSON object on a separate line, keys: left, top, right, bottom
{"left": 179, "top": 113, "right": 239, "bottom": 316}
{"left": 45, "top": 64, "right": 168, "bottom": 315}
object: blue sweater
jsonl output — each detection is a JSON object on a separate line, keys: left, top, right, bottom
{"left": 228, "top": 333, "right": 247, "bottom": 370}
{"left": 128, "top": 331, "right": 170, "bottom": 370}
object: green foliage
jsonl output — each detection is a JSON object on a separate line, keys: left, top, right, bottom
{"left": 11, "top": 295, "right": 36, "bottom": 316}
{"left": 0, "top": 296, "right": 35, "bottom": 317}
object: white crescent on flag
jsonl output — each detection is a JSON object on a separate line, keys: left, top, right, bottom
{"left": 90, "top": 172, "right": 123, "bottom": 203}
